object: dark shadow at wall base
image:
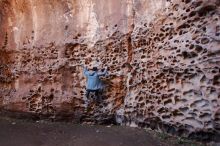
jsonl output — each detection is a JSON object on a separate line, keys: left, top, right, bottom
{"left": 0, "top": 109, "right": 80, "bottom": 122}
{"left": 0, "top": 109, "right": 117, "bottom": 125}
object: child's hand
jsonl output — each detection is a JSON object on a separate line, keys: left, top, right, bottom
{"left": 80, "top": 60, "right": 85, "bottom": 67}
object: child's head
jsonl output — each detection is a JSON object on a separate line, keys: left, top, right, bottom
{"left": 92, "top": 67, "right": 98, "bottom": 71}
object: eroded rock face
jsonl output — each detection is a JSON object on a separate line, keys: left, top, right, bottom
{"left": 0, "top": 0, "right": 220, "bottom": 140}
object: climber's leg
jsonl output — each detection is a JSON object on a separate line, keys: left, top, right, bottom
{"left": 95, "top": 90, "right": 100, "bottom": 103}
{"left": 86, "top": 90, "right": 91, "bottom": 99}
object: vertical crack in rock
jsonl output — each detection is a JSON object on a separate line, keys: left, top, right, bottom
{"left": 127, "top": 35, "right": 133, "bottom": 63}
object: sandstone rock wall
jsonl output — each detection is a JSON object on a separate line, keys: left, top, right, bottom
{"left": 0, "top": 0, "right": 220, "bottom": 140}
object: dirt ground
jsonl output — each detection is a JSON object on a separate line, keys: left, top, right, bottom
{"left": 0, "top": 117, "right": 216, "bottom": 146}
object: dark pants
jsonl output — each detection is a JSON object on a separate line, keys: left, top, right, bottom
{"left": 86, "top": 89, "right": 99, "bottom": 101}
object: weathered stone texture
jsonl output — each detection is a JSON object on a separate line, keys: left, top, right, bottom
{"left": 0, "top": 0, "right": 220, "bottom": 140}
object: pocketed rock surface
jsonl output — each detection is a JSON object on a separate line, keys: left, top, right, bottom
{"left": 0, "top": 0, "right": 220, "bottom": 141}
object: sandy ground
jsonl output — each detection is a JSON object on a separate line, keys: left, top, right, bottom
{"left": 0, "top": 117, "right": 214, "bottom": 146}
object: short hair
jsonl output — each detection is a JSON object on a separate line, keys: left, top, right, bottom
{"left": 92, "top": 67, "right": 98, "bottom": 71}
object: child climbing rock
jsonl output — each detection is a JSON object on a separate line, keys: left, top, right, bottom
{"left": 83, "top": 65, "right": 108, "bottom": 102}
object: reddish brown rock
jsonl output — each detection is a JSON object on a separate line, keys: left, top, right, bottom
{"left": 0, "top": 0, "right": 220, "bottom": 141}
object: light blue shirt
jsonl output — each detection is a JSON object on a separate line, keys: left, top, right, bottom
{"left": 84, "top": 67, "right": 107, "bottom": 90}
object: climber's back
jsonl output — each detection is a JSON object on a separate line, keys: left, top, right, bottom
{"left": 83, "top": 66, "right": 107, "bottom": 90}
